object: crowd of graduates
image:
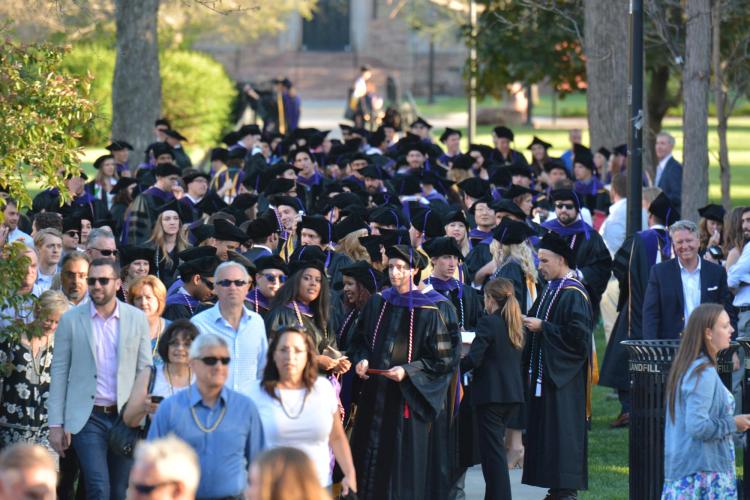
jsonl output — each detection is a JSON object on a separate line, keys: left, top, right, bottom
{"left": 1, "top": 110, "right": 699, "bottom": 500}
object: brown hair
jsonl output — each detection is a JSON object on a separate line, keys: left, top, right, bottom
{"left": 252, "top": 447, "right": 330, "bottom": 500}
{"left": 699, "top": 217, "right": 723, "bottom": 253}
{"left": 128, "top": 275, "right": 167, "bottom": 317}
{"left": 483, "top": 278, "right": 524, "bottom": 349}
{"left": 723, "top": 206, "right": 749, "bottom": 254}
{"left": 261, "top": 328, "right": 319, "bottom": 401}
{"left": 666, "top": 303, "right": 725, "bottom": 421}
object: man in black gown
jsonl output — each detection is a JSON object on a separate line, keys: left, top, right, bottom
{"left": 349, "top": 245, "right": 460, "bottom": 500}
{"left": 121, "top": 163, "right": 180, "bottom": 245}
{"left": 599, "top": 192, "right": 679, "bottom": 428}
{"left": 522, "top": 231, "right": 594, "bottom": 500}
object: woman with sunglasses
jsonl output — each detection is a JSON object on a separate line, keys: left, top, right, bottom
{"left": 265, "top": 253, "right": 348, "bottom": 374}
{"left": 246, "top": 256, "right": 289, "bottom": 319}
{"left": 249, "top": 327, "right": 357, "bottom": 494}
{"left": 123, "top": 320, "right": 198, "bottom": 427}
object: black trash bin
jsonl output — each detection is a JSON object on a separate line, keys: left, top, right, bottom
{"left": 622, "top": 340, "right": 738, "bottom": 500}
{"left": 736, "top": 337, "right": 750, "bottom": 499}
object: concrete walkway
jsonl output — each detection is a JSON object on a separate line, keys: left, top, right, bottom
{"left": 464, "top": 465, "right": 547, "bottom": 499}
{"left": 297, "top": 98, "right": 588, "bottom": 133}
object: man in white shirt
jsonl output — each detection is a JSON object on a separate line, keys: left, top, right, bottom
{"left": 727, "top": 208, "right": 750, "bottom": 336}
{"left": 1, "top": 199, "right": 33, "bottom": 247}
{"left": 190, "top": 261, "right": 268, "bottom": 396}
{"left": 654, "top": 132, "right": 683, "bottom": 208}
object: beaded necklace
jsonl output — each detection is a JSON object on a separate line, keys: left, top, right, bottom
{"left": 529, "top": 271, "right": 573, "bottom": 397}
{"left": 189, "top": 386, "right": 227, "bottom": 433}
{"left": 181, "top": 290, "right": 194, "bottom": 316}
{"left": 337, "top": 308, "right": 357, "bottom": 343}
{"left": 426, "top": 276, "right": 465, "bottom": 330}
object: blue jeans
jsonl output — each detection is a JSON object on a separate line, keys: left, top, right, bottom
{"left": 71, "top": 411, "right": 132, "bottom": 500}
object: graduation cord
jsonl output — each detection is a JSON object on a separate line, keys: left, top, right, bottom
{"left": 426, "top": 276, "right": 465, "bottom": 330}
{"left": 292, "top": 300, "right": 305, "bottom": 329}
{"left": 154, "top": 247, "right": 161, "bottom": 279}
{"left": 337, "top": 308, "right": 357, "bottom": 343}
{"left": 182, "top": 290, "right": 195, "bottom": 316}
{"left": 253, "top": 289, "right": 260, "bottom": 314}
{"left": 530, "top": 273, "right": 569, "bottom": 397}
{"left": 370, "top": 302, "right": 388, "bottom": 351}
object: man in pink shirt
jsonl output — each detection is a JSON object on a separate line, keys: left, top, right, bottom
{"left": 49, "top": 258, "right": 152, "bottom": 500}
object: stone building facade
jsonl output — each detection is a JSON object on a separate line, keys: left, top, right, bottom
{"left": 194, "top": 0, "right": 467, "bottom": 101}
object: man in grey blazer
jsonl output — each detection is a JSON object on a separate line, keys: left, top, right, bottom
{"left": 48, "top": 258, "right": 152, "bottom": 500}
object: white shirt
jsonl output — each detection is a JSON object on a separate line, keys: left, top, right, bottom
{"left": 654, "top": 154, "right": 672, "bottom": 187}
{"left": 8, "top": 227, "right": 33, "bottom": 247}
{"left": 728, "top": 242, "right": 750, "bottom": 306}
{"left": 678, "top": 257, "right": 702, "bottom": 323}
{"left": 249, "top": 377, "right": 338, "bottom": 486}
{"left": 599, "top": 199, "right": 649, "bottom": 257}
{"left": 191, "top": 304, "right": 268, "bottom": 396}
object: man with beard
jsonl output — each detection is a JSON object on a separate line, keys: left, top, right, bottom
{"left": 522, "top": 231, "right": 594, "bottom": 499}
{"left": 245, "top": 255, "right": 288, "bottom": 319}
{"left": 599, "top": 192, "right": 680, "bottom": 428}
{"left": 163, "top": 255, "right": 219, "bottom": 320}
{"left": 348, "top": 244, "right": 460, "bottom": 500}
{"left": 542, "top": 189, "right": 612, "bottom": 317}
{"left": 728, "top": 208, "right": 750, "bottom": 337}
{"left": 49, "top": 258, "right": 152, "bottom": 500}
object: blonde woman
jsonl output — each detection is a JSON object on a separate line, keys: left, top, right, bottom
{"left": 146, "top": 202, "right": 190, "bottom": 288}
{"left": 128, "top": 275, "right": 170, "bottom": 364}
{"left": 336, "top": 229, "right": 370, "bottom": 262}
{"left": 85, "top": 155, "right": 119, "bottom": 209}
{"left": 443, "top": 209, "right": 471, "bottom": 257}
{"left": 0, "top": 290, "right": 69, "bottom": 453}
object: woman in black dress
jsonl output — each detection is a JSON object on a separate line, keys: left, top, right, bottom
{"left": 0, "top": 290, "right": 69, "bottom": 454}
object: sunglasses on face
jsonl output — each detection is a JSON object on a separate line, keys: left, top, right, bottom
{"left": 93, "top": 248, "right": 119, "bottom": 257}
{"left": 131, "top": 481, "right": 176, "bottom": 494}
{"left": 262, "top": 273, "right": 286, "bottom": 283}
{"left": 87, "top": 277, "right": 115, "bottom": 286}
{"left": 199, "top": 356, "right": 231, "bottom": 366}
{"left": 200, "top": 276, "right": 214, "bottom": 290}
{"left": 555, "top": 203, "right": 576, "bottom": 211}
{"left": 216, "top": 279, "right": 248, "bottom": 288}
{"left": 65, "top": 230, "right": 80, "bottom": 238}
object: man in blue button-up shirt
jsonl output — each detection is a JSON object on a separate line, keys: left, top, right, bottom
{"left": 148, "top": 333, "right": 265, "bottom": 499}
{"left": 191, "top": 261, "right": 268, "bottom": 396}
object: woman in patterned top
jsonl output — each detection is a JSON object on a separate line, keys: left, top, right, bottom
{"left": 0, "top": 290, "right": 69, "bottom": 453}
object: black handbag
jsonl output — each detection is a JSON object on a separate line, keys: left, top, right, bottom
{"left": 107, "top": 365, "right": 156, "bottom": 458}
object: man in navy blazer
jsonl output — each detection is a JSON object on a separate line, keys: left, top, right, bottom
{"left": 654, "top": 132, "right": 682, "bottom": 209}
{"left": 643, "top": 220, "right": 735, "bottom": 339}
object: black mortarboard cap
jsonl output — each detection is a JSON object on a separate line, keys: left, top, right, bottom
{"left": 698, "top": 204, "right": 725, "bottom": 223}
{"left": 333, "top": 215, "right": 369, "bottom": 243}
{"left": 540, "top": 230, "right": 575, "bottom": 267}
{"left": 120, "top": 246, "right": 156, "bottom": 268}
{"left": 210, "top": 148, "right": 229, "bottom": 163}
{"left": 238, "top": 124, "right": 262, "bottom": 137}
{"left": 93, "top": 155, "right": 114, "bottom": 170}
{"left": 527, "top": 136, "right": 552, "bottom": 150}
{"left": 550, "top": 188, "right": 581, "bottom": 210}
{"left": 410, "top": 117, "right": 433, "bottom": 129}
{"left": 422, "top": 236, "right": 464, "bottom": 260}
{"left": 368, "top": 206, "right": 405, "bottom": 228}
{"left": 154, "top": 163, "right": 181, "bottom": 178}
{"left": 188, "top": 225, "right": 216, "bottom": 245}
{"left": 439, "top": 128, "right": 462, "bottom": 143}
{"left": 597, "top": 147, "right": 612, "bottom": 160}
{"left": 222, "top": 131, "right": 241, "bottom": 146}
{"left": 492, "top": 126, "right": 514, "bottom": 141}
{"left": 492, "top": 199, "right": 527, "bottom": 220}
{"left": 492, "top": 218, "right": 536, "bottom": 245}
{"left": 614, "top": 144, "right": 628, "bottom": 157}
{"left": 263, "top": 178, "right": 297, "bottom": 197}
{"left": 450, "top": 154, "right": 475, "bottom": 170}
{"left": 457, "top": 177, "right": 490, "bottom": 199}
{"left": 270, "top": 195, "right": 305, "bottom": 213}
{"left": 106, "top": 140, "right": 134, "bottom": 151}
{"left": 410, "top": 208, "right": 446, "bottom": 238}
{"left": 110, "top": 177, "right": 139, "bottom": 195}
{"left": 150, "top": 142, "right": 175, "bottom": 159}
{"left": 182, "top": 170, "right": 210, "bottom": 185}
{"left": 164, "top": 129, "right": 188, "bottom": 142}
{"left": 360, "top": 165, "right": 384, "bottom": 180}
{"left": 503, "top": 184, "right": 534, "bottom": 199}
{"left": 245, "top": 218, "right": 275, "bottom": 240}
{"left": 468, "top": 144, "right": 494, "bottom": 161}
{"left": 178, "top": 244, "right": 217, "bottom": 262}
{"left": 649, "top": 192, "right": 680, "bottom": 225}
{"left": 298, "top": 215, "right": 332, "bottom": 244}
{"left": 337, "top": 260, "right": 383, "bottom": 294}
{"left": 255, "top": 255, "right": 288, "bottom": 275}
{"left": 386, "top": 244, "right": 428, "bottom": 270}
{"left": 573, "top": 144, "right": 595, "bottom": 171}
{"left": 543, "top": 159, "right": 570, "bottom": 175}
{"left": 394, "top": 175, "right": 422, "bottom": 196}
{"left": 287, "top": 245, "right": 327, "bottom": 277}
{"left": 214, "top": 219, "right": 248, "bottom": 243}
{"left": 157, "top": 198, "right": 194, "bottom": 223}
{"left": 469, "top": 197, "right": 496, "bottom": 215}
{"left": 179, "top": 256, "right": 221, "bottom": 280}
{"left": 62, "top": 217, "right": 81, "bottom": 233}
{"left": 442, "top": 208, "right": 469, "bottom": 228}
{"left": 509, "top": 165, "right": 533, "bottom": 179}
{"left": 489, "top": 168, "right": 512, "bottom": 188}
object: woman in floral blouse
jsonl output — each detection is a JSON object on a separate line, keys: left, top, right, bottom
{"left": 0, "top": 290, "right": 69, "bottom": 453}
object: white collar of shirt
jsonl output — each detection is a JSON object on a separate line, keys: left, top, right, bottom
{"left": 650, "top": 224, "right": 666, "bottom": 230}
{"left": 657, "top": 154, "right": 672, "bottom": 171}
{"left": 185, "top": 194, "right": 203, "bottom": 204}
{"left": 253, "top": 244, "right": 272, "bottom": 253}
{"left": 677, "top": 257, "right": 701, "bottom": 274}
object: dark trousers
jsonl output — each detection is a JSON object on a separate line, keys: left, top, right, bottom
{"left": 476, "top": 403, "right": 519, "bottom": 500}
{"left": 71, "top": 411, "right": 132, "bottom": 500}
{"left": 57, "top": 446, "right": 86, "bottom": 500}
{"left": 617, "top": 389, "right": 631, "bottom": 414}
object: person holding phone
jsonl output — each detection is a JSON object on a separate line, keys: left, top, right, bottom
{"left": 123, "top": 320, "right": 198, "bottom": 427}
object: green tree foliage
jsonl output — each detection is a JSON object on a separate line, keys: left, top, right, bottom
{"left": 0, "top": 37, "right": 96, "bottom": 210}
{"left": 472, "top": 1, "right": 586, "bottom": 99}
{"left": 60, "top": 45, "right": 236, "bottom": 148}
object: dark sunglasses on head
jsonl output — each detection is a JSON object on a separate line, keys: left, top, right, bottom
{"left": 87, "top": 277, "right": 114, "bottom": 286}
{"left": 131, "top": 481, "right": 176, "bottom": 494}
{"left": 216, "top": 279, "right": 248, "bottom": 288}
{"left": 263, "top": 273, "right": 286, "bottom": 283}
{"left": 555, "top": 202, "right": 576, "bottom": 210}
{"left": 199, "top": 356, "right": 231, "bottom": 366}
{"left": 93, "top": 248, "right": 119, "bottom": 257}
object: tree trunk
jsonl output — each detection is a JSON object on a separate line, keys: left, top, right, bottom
{"left": 112, "top": 0, "right": 161, "bottom": 158}
{"left": 712, "top": 0, "right": 731, "bottom": 210}
{"left": 645, "top": 65, "right": 677, "bottom": 179}
{"left": 682, "top": 0, "right": 711, "bottom": 221}
{"left": 583, "top": 0, "right": 629, "bottom": 152}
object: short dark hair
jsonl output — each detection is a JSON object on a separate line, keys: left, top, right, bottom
{"left": 157, "top": 319, "right": 199, "bottom": 363}
{"left": 34, "top": 212, "right": 63, "bottom": 232}
{"left": 89, "top": 258, "right": 120, "bottom": 277}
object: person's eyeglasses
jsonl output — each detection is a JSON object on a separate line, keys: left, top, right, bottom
{"left": 200, "top": 276, "right": 214, "bottom": 290}
{"left": 131, "top": 481, "right": 177, "bottom": 494}
{"left": 65, "top": 230, "right": 80, "bottom": 238}
{"left": 87, "top": 277, "right": 114, "bottom": 286}
{"left": 262, "top": 274, "right": 286, "bottom": 283}
{"left": 216, "top": 279, "right": 248, "bottom": 288}
{"left": 92, "top": 248, "right": 119, "bottom": 257}
{"left": 199, "top": 356, "right": 231, "bottom": 366}
{"left": 555, "top": 202, "right": 576, "bottom": 211}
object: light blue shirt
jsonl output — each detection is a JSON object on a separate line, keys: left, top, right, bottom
{"left": 678, "top": 257, "right": 701, "bottom": 323}
{"left": 190, "top": 304, "right": 268, "bottom": 396}
{"left": 147, "top": 384, "right": 265, "bottom": 498}
{"left": 728, "top": 241, "right": 750, "bottom": 306}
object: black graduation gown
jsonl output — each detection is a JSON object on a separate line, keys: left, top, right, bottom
{"left": 523, "top": 279, "right": 593, "bottom": 491}
{"left": 566, "top": 230, "right": 612, "bottom": 316}
{"left": 599, "top": 228, "right": 669, "bottom": 390}
{"left": 348, "top": 291, "right": 460, "bottom": 500}
{"left": 163, "top": 290, "right": 212, "bottom": 320}
{"left": 463, "top": 242, "right": 492, "bottom": 286}
{"left": 326, "top": 250, "right": 353, "bottom": 290}
{"left": 492, "top": 259, "right": 538, "bottom": 314}
{"left": 245, "top": 289, "right": 273, "bottom": 320}
{"left": 150, "top": 245, "right": 179, "bottom": 290}
{"left": 171, "top": 147, "right": 192, "bottom": 171}
{"left": 490, "top": 149, "right": 529, "bottom": 168}
{"left": 242, "top": 246, "right": 273, "bottom": 263}
{"left": 121, "top": 188, "right": 174, "bottom": 245}
{"left": 264, "top": 303, "right": 336, "bottom": 353}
